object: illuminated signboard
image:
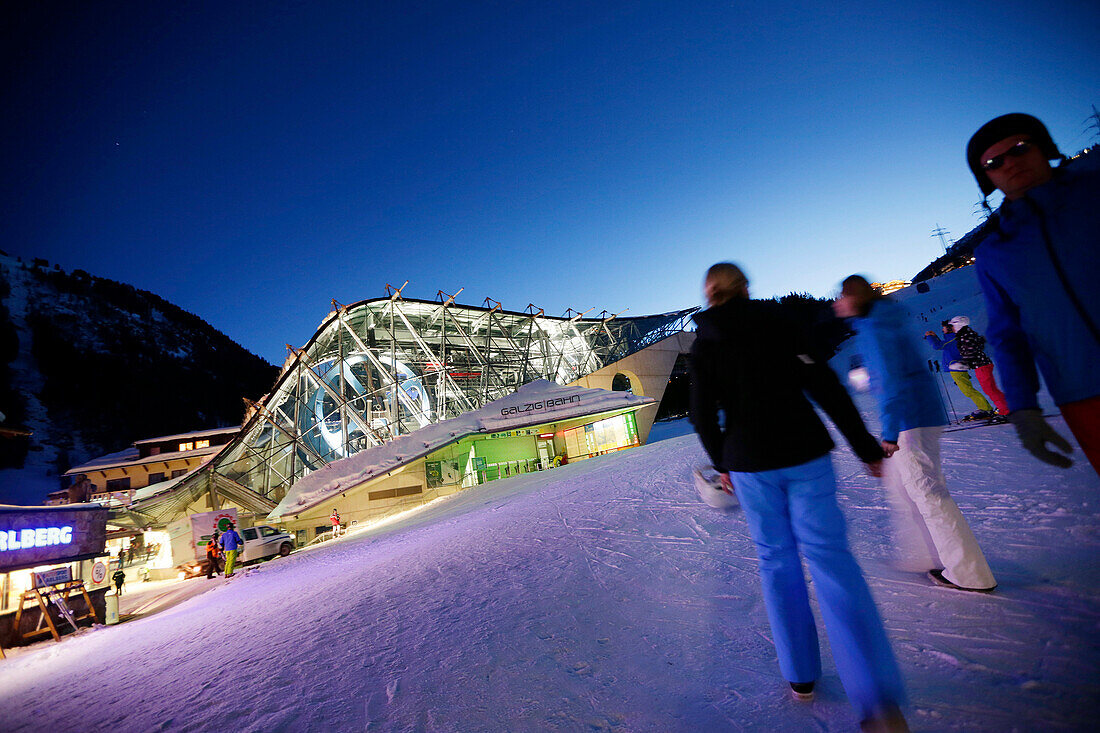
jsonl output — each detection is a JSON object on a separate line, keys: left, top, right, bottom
{"left": 0, "top": 505, "right": 109, "bottom": 573}
{"left": 499, "top": 394, "right": 581, "bottom": 417}
{"left": 33, "top": 566, "right": 74, "bottom": 588}
{"left": 1, "top": 526, "right": 74, "bottom": 551}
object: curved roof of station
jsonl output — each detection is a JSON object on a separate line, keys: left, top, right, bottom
{"left": 270, "top": 379, "right": 655, "bottom": 519}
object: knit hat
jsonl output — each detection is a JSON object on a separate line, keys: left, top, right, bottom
{"left": 948, "top": 315, "right": 970, "bottom": 330}
{"left": 966, "top": 113, "right": 1062, "bottom": 197}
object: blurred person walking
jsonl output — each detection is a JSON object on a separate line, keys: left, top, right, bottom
{"left": 835, "top": 276, "right": 996, "bottom": 593}
{"left": 112, "top": 568, "right": 126, "bottom": 595}
{"left": 691, "top": 262, "right": 908, "bottom": 732}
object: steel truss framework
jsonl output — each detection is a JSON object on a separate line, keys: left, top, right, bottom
{"left": 207, "top": 295, "right": 696, "bottom": 502}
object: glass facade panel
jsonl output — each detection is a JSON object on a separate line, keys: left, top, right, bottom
{"left": 563, "top": 413, "right": 640, "bottom": 460}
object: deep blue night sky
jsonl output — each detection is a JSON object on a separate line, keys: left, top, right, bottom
{"left": 3, "top": 1, "right": 1097, "bottom": 363}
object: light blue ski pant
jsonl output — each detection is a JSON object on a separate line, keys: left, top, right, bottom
{"left": 730, "top": 454, "right": 906, "bottom": 719}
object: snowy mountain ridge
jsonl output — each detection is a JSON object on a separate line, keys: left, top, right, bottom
{"left": 0, "top": 252, "right": 277, "bottom": 504}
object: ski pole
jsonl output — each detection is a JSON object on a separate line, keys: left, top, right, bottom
{"left": 932, "top": 359, "right": 959, "bottom": 423}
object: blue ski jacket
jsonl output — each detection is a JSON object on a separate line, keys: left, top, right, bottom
{"left": 924, "top": 333, "right": 966, "bottom": 371}
{"left": 852, "top": 298, "right": 947, "bottom": 443}
{"left": 974, "top": 161, "right": 1100, "bottom": 410}
{"left": 219, "top": 529, "right": 243, "bottom": 552}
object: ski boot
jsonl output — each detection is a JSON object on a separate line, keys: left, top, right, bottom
{"left": 962, "top": 409, "right": 994, "bottom": 422}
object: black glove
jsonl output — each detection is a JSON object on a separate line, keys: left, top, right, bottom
{"left": 1008, "top": 409, "right": 1073, "bottom": 468}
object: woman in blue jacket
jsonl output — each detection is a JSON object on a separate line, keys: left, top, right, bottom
{"left": 836, "top": 276, "right": 996, "bottom": 592}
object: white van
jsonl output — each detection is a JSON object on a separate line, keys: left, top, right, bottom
{"left": 239, "top": 525, "right": 295, "bottom": 563}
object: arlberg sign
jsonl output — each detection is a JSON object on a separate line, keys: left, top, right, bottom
{"left": 32, "top": 566, "right": 73, "bottom": 589}
{"left": 0, "top": 505, "right": 108, "bottom": 573}
{"left": 0, "top": 526, "right": 74, "bottom": 552}
{"left": 499, "top": 394, "right": 581, "bottom": 417}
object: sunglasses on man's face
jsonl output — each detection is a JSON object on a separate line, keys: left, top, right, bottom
{"left": 981, "top": 140, "right": 1033, "bottom": 171}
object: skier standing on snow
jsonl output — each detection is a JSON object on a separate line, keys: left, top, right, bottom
{"left": 835, "top": 275, "right": 996, "bottom": 593}
{"left": 206, "top": 529, "right": 222, "bottom": 579}
{"left": 690, "top": 262, "right": 908, "bottom": 732}
{"left": 924, "top": 321, "right": 995, "bottom": 418}
{"left": 112, "top": 568, "right": 125, "bottom": 595}
{"left": 965, "top": 113, "right": 1099, "bottom": 474}
{"left": 947, "top": 316, "right": 1008, "bottom": 417}
{"left": 219, "top": 522, "right": 244, "bottom": 578}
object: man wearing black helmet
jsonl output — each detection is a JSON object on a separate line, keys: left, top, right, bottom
{"left": 966, "top": 113, "right": 1100, "bottom": 475}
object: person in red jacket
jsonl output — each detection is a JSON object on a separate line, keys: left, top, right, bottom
{"left": 205, "top": 529, "right": 222, "bottom": 579}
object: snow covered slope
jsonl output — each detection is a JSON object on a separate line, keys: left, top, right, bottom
{"left": 1, "top": 416, "right": 1096, "bottom": 731}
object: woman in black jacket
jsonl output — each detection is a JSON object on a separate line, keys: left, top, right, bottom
{"left": 690, "top": 263, "right": 907, "bottom": 732}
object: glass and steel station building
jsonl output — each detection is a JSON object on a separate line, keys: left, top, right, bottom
{"left": 118, "top": 293, "right": 696, "bottom": 541}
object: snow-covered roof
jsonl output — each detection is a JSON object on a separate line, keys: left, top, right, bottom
{"left": 64, "top": 447, "right": 140, "bottom": 473}
{"left": 65, "top": 444, "right": 220, "bottom": 475}
{"left": 132, "top": 426, "right": 239, "bottom": 446}
{"left": 0, "top": 502, "right": 105, "bottom": 513}
{"left": 269, "top": 380, "right": 655, "bottom": 520}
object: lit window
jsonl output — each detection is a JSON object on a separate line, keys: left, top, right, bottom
{"left": 195, "top": 439, "right": 210, "bottom": 449}
{"left": 179, "top": 442, "right": 194, "bottom": 452}
{"left": 562, "top": 413, "right": 640, "bottom": 460}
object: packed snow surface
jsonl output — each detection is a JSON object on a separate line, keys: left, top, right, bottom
{"left": 1, "top": 411, "right": 1098, "bottom": 732}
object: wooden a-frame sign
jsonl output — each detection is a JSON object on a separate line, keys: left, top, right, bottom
{"left": 12, "top": 580, "right": 99, "bottom": 645}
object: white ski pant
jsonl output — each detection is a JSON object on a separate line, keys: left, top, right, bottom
{"left": 883, "top": 426, "right": 996, "bottom": 590}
